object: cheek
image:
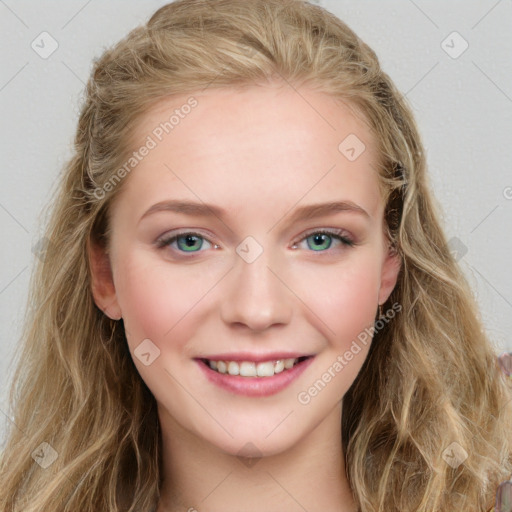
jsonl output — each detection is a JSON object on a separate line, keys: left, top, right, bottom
{"left": 114, "top": 253, "right": 207, "bottom": 352}
{"left": 296, "top": 252, "right": 380, "bottom": 347}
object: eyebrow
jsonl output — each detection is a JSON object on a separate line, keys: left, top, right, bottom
{"left": 139, "top": 199, "right": 371, "bottom": 225}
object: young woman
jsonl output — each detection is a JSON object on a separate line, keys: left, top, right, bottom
{"left": 1, "top": 1, "right": 511, "bottom": 511}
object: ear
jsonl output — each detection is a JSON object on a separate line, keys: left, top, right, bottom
{"left": 87, "top": 238, "right": 122, "bottom": 320}
{"left": 378, "top": 243, "right": 401, "bottom": 307}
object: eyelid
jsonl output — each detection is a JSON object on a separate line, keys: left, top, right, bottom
{"left": 155, "top": 227, "right": 356, "bottom": 254}
{"left": 292, "top": 227, "right": 356, "bottom": 247}
{"left": 155, "top": 228, "right": 217, "bottom": 248}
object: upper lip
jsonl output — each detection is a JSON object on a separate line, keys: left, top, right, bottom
{"left": 196, "top": 352, "right": 313, "bottom": 363}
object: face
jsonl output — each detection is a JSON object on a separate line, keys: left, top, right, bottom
{"left": 90, "top": 82, "right": 400, "bottom": 458}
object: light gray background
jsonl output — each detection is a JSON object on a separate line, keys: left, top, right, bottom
{"left": 1, "top": 0, "right": 511, "bottom": 441}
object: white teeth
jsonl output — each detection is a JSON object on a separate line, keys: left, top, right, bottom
{"left": 284, "top": 358, "right": 295, "bottom": 369}
{"left": 239, "top": 361, "right": 257, "bottom": 377}
{"left": 227, "top": 361, "right": 240, "bottom": 375}
{"left": 206, "top": 357, "right": 301, "bottom": 377}
{"left": 274, "top": 360, "right": 285, "bottom": 373}
{"left": 256, "top": 361, "right": 275, "bottom": 377}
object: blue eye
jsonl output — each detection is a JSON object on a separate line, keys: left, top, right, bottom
{"left": 157, "top": 232, "right": 213, "bottom": 253}
{"left": 295, "top": 229, "right": 355, "bottom": 252}
{"left": 156, "top": 228, "right": 355, "bottom": 256}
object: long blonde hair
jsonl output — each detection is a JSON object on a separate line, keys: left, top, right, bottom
{"left": 1, "top": 1, "right": 510, "bottom": 510}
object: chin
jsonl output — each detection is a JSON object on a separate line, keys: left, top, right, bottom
{"left": 204, "top": 423, "right": 304, "bottom": 460}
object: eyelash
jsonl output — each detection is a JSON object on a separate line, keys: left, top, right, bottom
{"left": 155, "top": 228, "right": 356, "bottom": 255}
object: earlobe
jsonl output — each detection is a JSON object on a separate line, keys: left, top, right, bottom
{"left": 378, "top": 245, "right": 402, "bottom": 307}
{"left": 87, "top": 238, "right": 122, "bottom": 320}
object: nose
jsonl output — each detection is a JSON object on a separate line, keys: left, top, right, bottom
{"left": 220, "top": 243, "right": 293, "bottom": 332}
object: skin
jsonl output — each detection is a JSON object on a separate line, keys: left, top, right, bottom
{"left": 89, "top": 81, "right": 401, "bottom": 512}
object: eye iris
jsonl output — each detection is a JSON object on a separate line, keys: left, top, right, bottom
{"left": 308, "top": 233, "right": 331, "bottom": 251}
{"left": 177, "top": 234, "right": 202, "bottom": 252}
{"left": 172, "top": 233, "right": 338, "bottom": 252}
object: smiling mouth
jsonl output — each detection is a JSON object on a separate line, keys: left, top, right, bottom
{"left": 199, "top": 356, "right": 312, "bottom": 378}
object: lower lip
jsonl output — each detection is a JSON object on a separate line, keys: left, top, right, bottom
{"left": 195, "top": 357, "right": 315, "bottom": 397}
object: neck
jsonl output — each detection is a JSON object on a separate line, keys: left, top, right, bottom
{"left": 156, "top": 404, "right": 358, "bottom": 512}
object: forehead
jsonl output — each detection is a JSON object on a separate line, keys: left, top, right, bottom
{"left": 117, "top": 83, "right": 383, "bottom": 220}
